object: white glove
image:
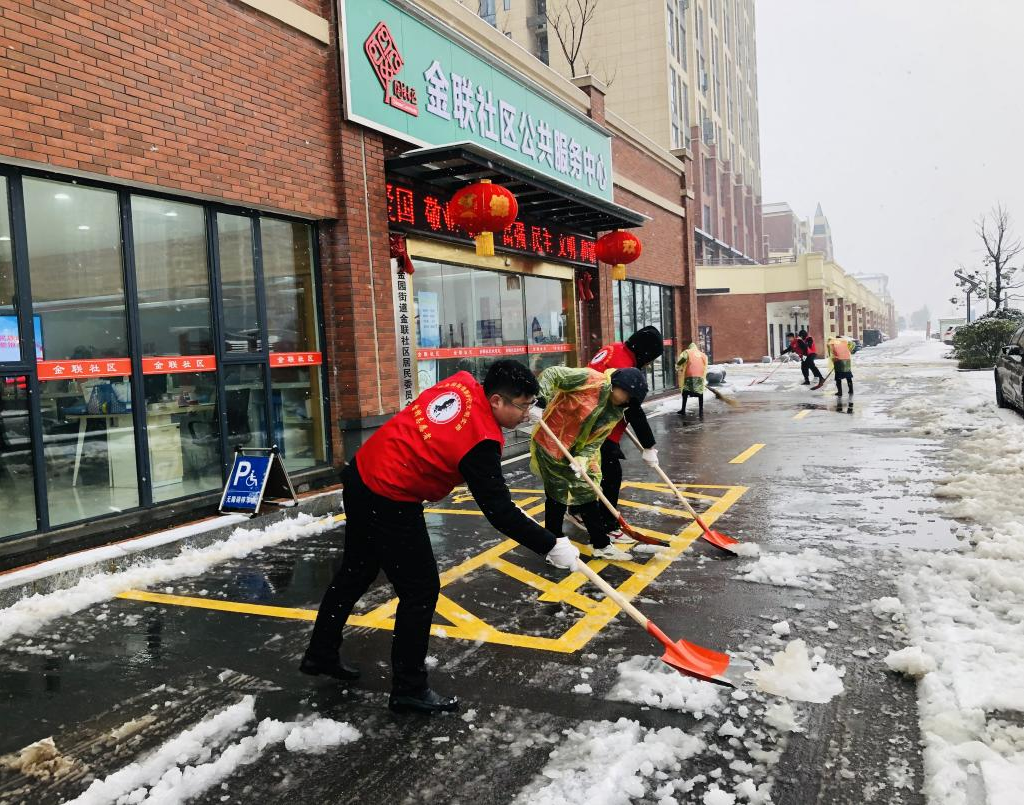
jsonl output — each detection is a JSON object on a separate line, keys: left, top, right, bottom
{"left": 568, "top": 457, "right": 586, "bottom": 477}
{"left": 641, "top": 448, "right": 659, "bottom": 466}
{"left": 545, "top": 537, "right": 580, "bottom": 571}
{"left": 527, "top": 405, "right": 544, "bottom": 424}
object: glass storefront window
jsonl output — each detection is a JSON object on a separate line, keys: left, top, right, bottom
{"left": 613, "top": 280, "right": 677, "bottom": 391}
{"left": 24, "top": 178, "right": 140, "bottom": 524}
{"left": 271, "top": 365, "right": 326, "bottom": 471}
{"left": 223, "top": 364, "right": 268, "bottom": 468}
{"left": 524, "top": 275, "right": 574, "bottom": 375}
{"left": 1, "top": 375, "right": 36, "bottom": 537}
{"left": 262, "top": 218, "right": 318, "bottom": 353}
{"left": 132, "top": 196, "right": 213, "bottom": 357}
{"left": 218, "top": 214, "right": 260, "bottom": 354}
{"left": 1, "top": 177, "right": 17, "bottom": 360}
{"left": 146, "top": 371, "right": 222, "bottom": 503}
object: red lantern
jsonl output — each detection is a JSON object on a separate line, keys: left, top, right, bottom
{"left": 596, "top": 230, "right": 642, "bottom": 280}
{"left": 449, "top": 179, "right": 518, "bottom": 256}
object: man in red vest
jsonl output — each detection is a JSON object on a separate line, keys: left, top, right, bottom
{"left": 585, "top": 326, "right": 663, "bottom": 543}
{"left": 301, "top": 360, "right": 578, "bottom": 714}
{"left": 798, "top": 329, "right": 825, "bottom": 385}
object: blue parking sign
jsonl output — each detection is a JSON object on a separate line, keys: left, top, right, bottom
{"left": 219, "top": 455, "right": 272, "bottom": 514}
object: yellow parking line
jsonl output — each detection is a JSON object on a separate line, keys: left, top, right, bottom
{"left": 792, "top": 410, "right": 811, "bottom": 421}
{"left": 117, "top": 483, "right": 747, "bottom": 654}
{"left": 729, "top": 443, "right": 765, "bottom": 464}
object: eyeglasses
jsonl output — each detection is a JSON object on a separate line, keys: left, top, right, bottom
{"left": 501, "top": 395, "right": 536, "bottom": 413}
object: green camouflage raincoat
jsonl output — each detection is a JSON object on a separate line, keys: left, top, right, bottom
{"left": 530, "top": 365, "right": 624, "bottom": 505}
{"left": 676, "top": 342, "right": 708, "bottom": 393}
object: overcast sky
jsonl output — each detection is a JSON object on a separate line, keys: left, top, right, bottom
{"left": 756, "top": 0, "right": 1024, "bottom": 326}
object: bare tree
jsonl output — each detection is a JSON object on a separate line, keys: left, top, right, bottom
{"left": 547, "top": 0, "right": 599, "bottom": 77}
{"left": 977, "top": 203, "right": 1023, "bottom": 309}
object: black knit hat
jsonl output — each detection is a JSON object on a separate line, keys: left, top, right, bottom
{"left": 624, "top": 326, "right": 664, "bottom": 368}
{"left": 610, "top": 367, "right": 648, "bottom": 404}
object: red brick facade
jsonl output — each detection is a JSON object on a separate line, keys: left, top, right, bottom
{"left": 697, "top": 289, "right": 825, "bottom": 363}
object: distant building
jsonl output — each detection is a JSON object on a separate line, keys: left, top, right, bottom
{"left": 810, "top": 203, "right": 835, "bottom": 262}
{"left": 762, "top": 202, "right": 811, "bottom": 260}
{"left": 494, "top": 0, "right": 764, "bottom": 265}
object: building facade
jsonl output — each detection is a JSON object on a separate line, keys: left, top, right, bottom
{"left": 696, "top": 253, "right": 896, "bottom": 363}
{"left": 0, "top": 0, "right": 695, "bottom": 556}
{"left": 494, "top": 0, "right": 764, "bottom": 266}
{"left": 762, "top": 202, "right": 811, "bottom": 260}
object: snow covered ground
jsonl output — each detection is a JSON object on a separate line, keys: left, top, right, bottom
{"left": 874, "top": 334, "right": 1024, "bottom": 805}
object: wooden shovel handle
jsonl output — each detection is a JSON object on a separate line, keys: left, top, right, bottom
{"left": 575, "top": 561, "right": 648, "bottom": 629}
{"left": 622, "top": 428, "right": 708, "bottom": 528}
{"left": 535, "top": 418, "right": 626, "bottom": 525}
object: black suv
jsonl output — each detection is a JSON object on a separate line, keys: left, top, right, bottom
{"left": 995, "top": 323, "right": 1024, "bottom": 411}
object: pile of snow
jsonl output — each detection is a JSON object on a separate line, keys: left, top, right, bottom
{"left": 735, "top": 548, "right": 841, "bottom": 590}
{"left": 606, "top": 655, "right": 724, "bottom": 716}
{"left": 0, "top": 514, "right": 336, "bottom": 646}
{"left": 883, "top": 646, "right": 936, "bottom": 679}
{"left": 882, "top": 343, "right": 1024, "bottom": 804}
{"left": 746, "top": 640, "right": 845, "bottom": 704}
{"left": 513, "top": 717, "right": 705, "bottom": 805}
{"left": 67, "top": 696, "right": 359, "bottom": 804}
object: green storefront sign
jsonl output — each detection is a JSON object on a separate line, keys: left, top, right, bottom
{"left": 339, "top": 0, "right": 614, "bottom": 201}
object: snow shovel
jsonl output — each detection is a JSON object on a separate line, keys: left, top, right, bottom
{"left": 535, "top": 418, "right": 667, "bottom": 546}
{"left": 574, "top": 560, "right": 737, "bottom": 687}
{"left": 623, "top": 428, "right": 740, "bottom": 556}
{"left": 751, "top": 356, "right": 784, "bottom": 385}
{"left": 811, "top": 369, "right": 834, "bottom": 391}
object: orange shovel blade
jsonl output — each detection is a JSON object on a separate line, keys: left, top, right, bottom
{"left": 647, "top": 622, "right": 733, "bottom": 686}
{"left": 619, "top": 518, "right": 668, "bottom": 546}
{"left": 701, "top": 529, "right": 740, "bottom": 554}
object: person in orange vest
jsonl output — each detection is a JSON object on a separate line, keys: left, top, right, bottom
{"left": 676, "top": 341, "right": 708, "bottom": 417}
{"left": 301, "top": 360, "right": 578, "bottom": 714}
{"left": 826, "top": 336, "right": 854, "bottom": 396}
{"left": 584, "top": 326, "right": 663, "bottom": 544}
{"left": 797, "top": 329, "right": 825, "bottom": 385}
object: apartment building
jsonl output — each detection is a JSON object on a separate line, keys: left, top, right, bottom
{"left": 493, "top": 0, "right": 764, "bottom": 264}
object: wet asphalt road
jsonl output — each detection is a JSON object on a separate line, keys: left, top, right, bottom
{"left": 0, "top": 351, "right": 955, "bottom": 804}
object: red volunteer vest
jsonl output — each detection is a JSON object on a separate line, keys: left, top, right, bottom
{"left": 684, "top": 347, "right": 706, "bottom": 377}
{"left": 357, "top": 371, "right": 505, "bottom": 502}
{"left": 791, "top": 336, "right": 806, "bottom": 356}
{"left": 588, "top": 342, "right": 636, "bottom": 443}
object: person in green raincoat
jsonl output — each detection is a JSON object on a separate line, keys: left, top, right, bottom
{"left": 529, "top": 365, "right": 648, "bottom": 562}
{"left": 676, "top": 342, "right": 708, "bottom": 418}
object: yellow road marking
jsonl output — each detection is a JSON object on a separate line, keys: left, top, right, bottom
{"left": 792, "top": 410, "right": 811, "bottom": 420}
{"left": 117, "top": 483, "right": 747, "bottom": 654}
{"left": 729, "top": 443, "right": 765, "bottom": 464}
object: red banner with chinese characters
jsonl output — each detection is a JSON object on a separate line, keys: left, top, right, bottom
{"left": 270, "top": 352, "right": 323, "bottom": 368}
{"left": 415, "top": 344, "right": 572, "bottom": 360}
{"left": 142, "top": 355, "right": 217, "bottom": 375}
{"left": 386, "top": 180, "right": 598, "bottom": 268}
{"left": 37, "top": 358, "right": 132, "bottom": 381}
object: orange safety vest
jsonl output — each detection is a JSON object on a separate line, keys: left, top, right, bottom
{"left": 830, "top": 339, "right": 852, "bottom": 361}
{"left": 684, "top": 347, "right": 707, "bottom": 377}
{"left": 357, "top": 371, "right": 504, "bottom": 502}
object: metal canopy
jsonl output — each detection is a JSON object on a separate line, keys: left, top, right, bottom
{"left": 385, "top": 141, "right": 648, "bottom": 235}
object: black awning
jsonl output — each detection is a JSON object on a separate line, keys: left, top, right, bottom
{"left": 385, "top": 141, "right": 647, "bottom": 235}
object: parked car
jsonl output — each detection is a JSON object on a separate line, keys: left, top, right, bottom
{"left": 942, "top": 325, "right": 960, "bottom": 345}
{"left": 995, "top": 323, "right": 1024, "bottom": 412}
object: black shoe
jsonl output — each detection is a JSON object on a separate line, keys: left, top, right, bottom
{"left": 388, "top": 688, "right": 460, "bottom": 714}
{"left": 299, "top": 652, "right": 360, "bottom": 681}
{"left": 801, "top": 380, "right": 811, "bottom": 385}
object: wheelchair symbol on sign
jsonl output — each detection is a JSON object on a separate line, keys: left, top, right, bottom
{"left": 245, "top": 472, "right": 259, "bottom": 488}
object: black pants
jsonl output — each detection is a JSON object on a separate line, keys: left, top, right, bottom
{"left": 680, "top": 391, "right": 704, "bottom": 416}
{"left": 801, "top": 354, "right": 824, "bottom": 381}
{"left": 306, "top": 460, "right": 440, "bottom": 695}
{"left": 835, "top": 377, "right": 854, "bottom": 394}
{"left": 598, "top": 439, "right": 625, "bottom": 531}
{"left": 545, "top": 496, "right": 611, "bottom": 549}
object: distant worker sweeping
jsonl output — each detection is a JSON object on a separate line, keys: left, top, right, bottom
{"left": 826, "top": 336, "right": 854, "bottom": 396}
{"left": 676, "top": 341, "right": 708, "bottom": 418}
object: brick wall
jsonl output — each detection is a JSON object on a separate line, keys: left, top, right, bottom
{"left": 697, "top": 292, "right": 767, "bottom": 363}
{"left": 0, "top": 0, "right": 338, "bottom": 216}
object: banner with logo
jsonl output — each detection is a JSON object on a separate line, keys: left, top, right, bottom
{"left": 339, "top": 0, "right": 614, "bottom": 202}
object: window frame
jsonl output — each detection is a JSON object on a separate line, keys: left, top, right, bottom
{"left": 0, "top": 163, "right": 331, "bottom": 539}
